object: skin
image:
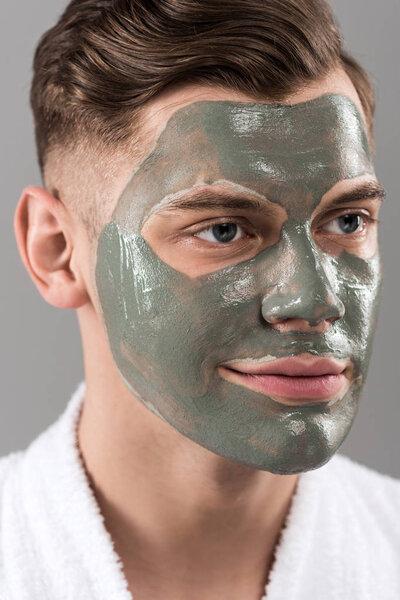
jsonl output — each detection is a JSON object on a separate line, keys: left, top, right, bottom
{"left": 14, "top": 70, "right": 384, "bottom": 600}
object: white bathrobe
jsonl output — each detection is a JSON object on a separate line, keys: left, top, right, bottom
{"left": 1, "top": 383, "right": 400, "bottom": 599}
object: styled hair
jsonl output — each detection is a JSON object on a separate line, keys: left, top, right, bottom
{"left": 31, "top": 0, "right": 375, "bottom": 173}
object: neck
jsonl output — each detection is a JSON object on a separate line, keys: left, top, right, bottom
{"left": 77, "top": 308, "right": 299, "bottom": 600}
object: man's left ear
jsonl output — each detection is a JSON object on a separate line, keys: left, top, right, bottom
{"left": 14, "top": 186, "right": 90, "bottom": 309}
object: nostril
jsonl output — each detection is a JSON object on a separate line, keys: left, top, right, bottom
{"left": 269, "top": 318, "right": 333, "bottom": 334}
{"left": 261, "top": 289, "right": 345, "bottom": 327}
{"left": 327, "top": 315, "right": 341, "bottom": 325}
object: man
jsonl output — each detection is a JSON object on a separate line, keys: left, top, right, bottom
{"left": 1, "top": 0, "right": 399, "bottom": 598}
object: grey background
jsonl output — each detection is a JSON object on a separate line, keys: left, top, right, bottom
{"left": 1, "top": 1, "right": 399, "bottom": 475}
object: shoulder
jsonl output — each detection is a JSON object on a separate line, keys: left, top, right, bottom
{"left": 0, "top": 450, "right": 25, "bottom": 538}
{"left": 0, "top": 450, "right": 25, "bottom": 505}
{"left": 268, "top": 453, "right": 400, "bottom": 599}
{"left": 0, "top": 450, "right": 27, "bottom": 514}
{"left": 0, "top": 450, "right": 25, "bottom": 594}
{"left": 0, "top": 384, "right": 87, "bottom": 599}
{"left": 323, "top": 452, "right": 400, "bottom": 536}
{"left": 329, "top": 452, "right": 400, "bottom": 495}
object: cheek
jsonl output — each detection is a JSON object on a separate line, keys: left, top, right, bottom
{"left": 333, "top": 251, "right": 382, "bottom": 357}
{"left": 315, "top": 225, "right": 379, "bottom": 260}
{"left": 95, "top": 224, "right": 232, "bottom": 399}
{"left": 96, "top": 224, "right": 272, "bottom": 399}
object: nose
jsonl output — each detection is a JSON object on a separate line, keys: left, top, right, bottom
{"left": 261, "top": 226, "right": 345, "bottom": 332}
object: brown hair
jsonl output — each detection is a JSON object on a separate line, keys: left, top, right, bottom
{"left": 31, "top": 0, "right": 375, "bottom": 174}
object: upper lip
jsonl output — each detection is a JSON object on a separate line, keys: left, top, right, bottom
{"left": 220, "top": 355, "right": 348, "bottom": 377}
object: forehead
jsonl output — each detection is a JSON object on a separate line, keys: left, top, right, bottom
{"left": 114, "top": 94, "right": 374, "bottom": 231}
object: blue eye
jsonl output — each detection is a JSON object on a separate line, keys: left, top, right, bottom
{"left": 324, "top": 214, "right": 363, "bottom": 235}
{"left": 195, "top": 223, "right": 244, "bottom": 243}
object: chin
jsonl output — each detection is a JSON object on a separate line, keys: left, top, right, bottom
{"left": 195, "top": 412, "right": 355, "bottom": 476}
{"left": 256, "top": 450, "right": 338, "bottom": 475}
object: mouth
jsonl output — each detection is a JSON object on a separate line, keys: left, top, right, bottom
{"left": 218, "top": 353, "right": 352, "bottom": 405}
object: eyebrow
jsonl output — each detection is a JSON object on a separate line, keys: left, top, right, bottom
{"left": 161, "top": 181, "right": 386, "bottom": 214}
{"left": 325, "top": 181, "right": 386, "bottom": 208}
{"left": 164, "top": 190, "right": 268, "bottom": 213}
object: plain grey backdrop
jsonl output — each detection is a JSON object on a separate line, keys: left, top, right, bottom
{"left": 1, "top": 0, "right": 399, "bottom": 475}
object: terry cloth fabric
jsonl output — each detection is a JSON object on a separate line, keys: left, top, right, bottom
{"left": 1, "top": 384, "right": 400, "bottom": 600}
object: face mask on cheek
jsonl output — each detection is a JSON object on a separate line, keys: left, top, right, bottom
{"left": 95, "top": 95, "right": 382, "bottom": 474}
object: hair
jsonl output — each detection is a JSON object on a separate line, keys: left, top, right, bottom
{"left": 31, "top": 0, "right": 375, "bottom": 176}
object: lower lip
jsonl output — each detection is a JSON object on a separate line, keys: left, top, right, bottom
{"left": 224, "top": 370, "right": 347, "bottom": 400}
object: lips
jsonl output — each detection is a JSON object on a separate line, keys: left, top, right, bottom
{"left": 219, "top": 354, "right": 351, "bottom": 402}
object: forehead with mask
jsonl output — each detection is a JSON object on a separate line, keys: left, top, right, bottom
{"left": 94, "top": 93, "right": 382, "bottom": 475}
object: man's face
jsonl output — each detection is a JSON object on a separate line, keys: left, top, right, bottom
{"left": 94, "top": 78, "right": 383, "bottom": 474}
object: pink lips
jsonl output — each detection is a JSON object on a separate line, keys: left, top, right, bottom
{"left": 219, "top": 355, "right": 350, "bottom": 403}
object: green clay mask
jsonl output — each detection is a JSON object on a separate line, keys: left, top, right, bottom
{"left": 95, "top": 94, "right": 381, "bottom": 474}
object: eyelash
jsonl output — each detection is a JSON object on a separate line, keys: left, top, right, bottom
{"left": 319, "top": 212, "right": 377, "bottom": 233}
{"left": 190, "top": 217, "right": 252, "bottom": 240}
{"left": 191, "top": 212, "right": 378, "bottom": 244}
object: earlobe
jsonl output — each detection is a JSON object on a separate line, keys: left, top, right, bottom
{"left": 14, "top": 186, "right": 90, "bottom": 309}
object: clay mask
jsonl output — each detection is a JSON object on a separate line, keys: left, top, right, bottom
{"left": 95, "top": 94, "right": 381, "bottom": 474}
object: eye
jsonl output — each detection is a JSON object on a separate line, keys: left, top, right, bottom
{"left": 195, "top": 222, "right": 246, "bottom": 243}
{"left": 323, "top": 214, "right": 364, "bottom": 235}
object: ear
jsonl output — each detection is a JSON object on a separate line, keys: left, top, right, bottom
{"left": 14, "top": 186, "right": 90, "bottom": 309}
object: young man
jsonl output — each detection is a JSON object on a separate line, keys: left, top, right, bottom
{"left": 1, "top": 0, "right": 399, "bottom": 598}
